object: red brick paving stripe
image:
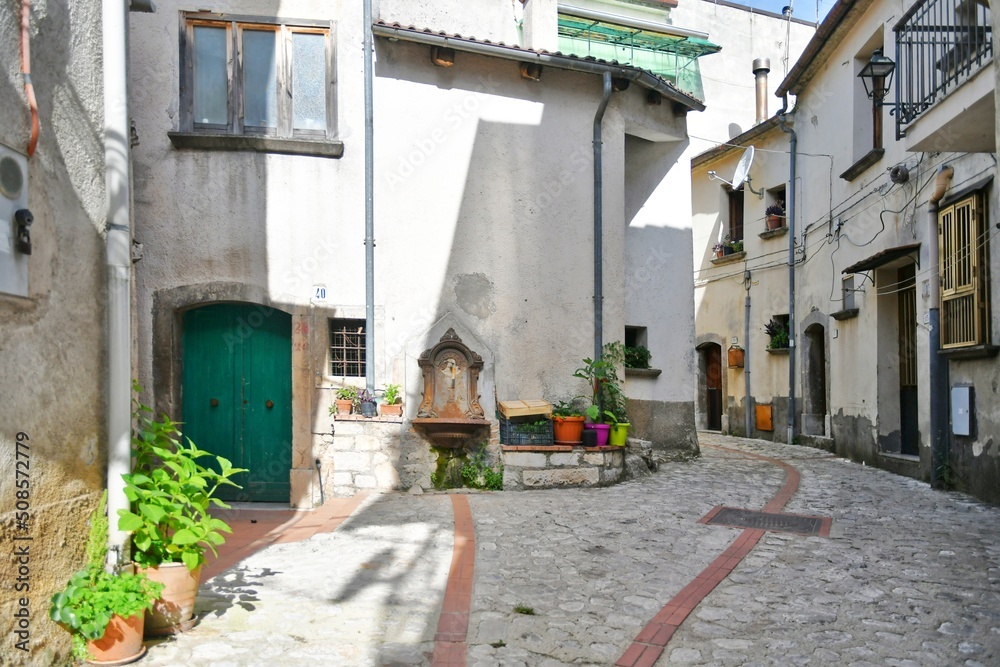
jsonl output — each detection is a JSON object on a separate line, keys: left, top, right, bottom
{"left": 615, "top": 443, "right": 800, "bottom": 665}
{"left": 432, "top": 494, "right": 476, "bottom": 667}
{"left": 201, "top": 493, "right": 368, "bottom": 581}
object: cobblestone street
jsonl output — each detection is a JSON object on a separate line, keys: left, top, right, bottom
{"left": 140, "top": 434, "right": 1000, "bottom": 666}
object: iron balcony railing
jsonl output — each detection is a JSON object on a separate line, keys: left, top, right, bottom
{"left": 893, "top": 0, "right": 992, "bottom": 139}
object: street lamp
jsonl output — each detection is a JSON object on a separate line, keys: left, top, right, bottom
{"left": 858, "top": 48, "right": 896, "bottom": 101}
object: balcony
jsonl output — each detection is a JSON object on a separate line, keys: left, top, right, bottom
{"left": 894, "top": 0, "right": 994, "bottom": 152}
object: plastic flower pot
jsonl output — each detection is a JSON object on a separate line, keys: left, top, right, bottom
{"left": 552, "top": 415, "right": 585, "bottom": 445}
{"left": 608, "top": 422, "right": 630, "bottom": 446}
{"left": 584, "top": 423, "right": 611, "bottom": 447}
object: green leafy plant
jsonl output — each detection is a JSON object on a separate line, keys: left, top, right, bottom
{"left": 764, "top": 318, "right": 790, "bottom": 350}
{"left": 382, "top": 383, "right": 402, "bottom": 405}
{"left": 334, "top": 386, "right": 358, "bottom": 401}
{"left": 460, "top": 448, "right": 504, "bottom": 490}
{"left": 513, "top": 604, "right": 535, "bottom": 615}
{"left": 575, "top": 342, "right": 629, "bottom": 423}
{"left": 623, "top": 345, "right": 652, "bottom": 369}
{"left": 50, "top": 492, "right": 164, "bottom": 662}
{"left": 550, "top": 399, "right": 585, "bottom": 418}
{"left": 118, "top": 382, "right": 247, "bottom": 570}
{"left": 730, "top": 239, "right": 744, "bottom": 253}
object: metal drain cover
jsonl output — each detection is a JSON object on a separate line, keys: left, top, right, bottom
{"left": 701, "top": 506, "right": 831, "bottom": 536}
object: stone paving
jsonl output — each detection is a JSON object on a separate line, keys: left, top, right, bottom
{"left": 139, "top": 433, "right": 1000, "bottom": 666}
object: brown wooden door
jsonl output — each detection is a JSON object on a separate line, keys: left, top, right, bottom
{"left": 706, "top": 345, "right": 722, "bottom": 431}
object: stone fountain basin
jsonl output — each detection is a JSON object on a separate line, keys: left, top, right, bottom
{"left": 412, "top": 418, "right": 489, "bottom": 448}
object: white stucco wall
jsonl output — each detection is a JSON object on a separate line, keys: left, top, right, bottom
{"left": 130, "top": 0, "right": 696, "bottom": 496}
{"left": 0, "top": 1, "right": 107, "bottom": 663}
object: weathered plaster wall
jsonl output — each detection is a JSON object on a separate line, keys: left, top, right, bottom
{"left": 130, "top": 1, "right": 691, "bottom": 496}
{"left": 0, "top": 1, "right": 106, "bottom": 663}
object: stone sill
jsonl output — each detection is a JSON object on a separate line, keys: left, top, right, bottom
{"left": 711, "top": 251, "right": 746, "bottom": 266}
{"left": 625, "top": 367, "right": 662, "bottom": 378}
{"left": 759, "top": 226, "right": 788, "bottom": 240}
{"left": 840, "top": 147, "right": 885, "bottom": 181}
{"left": 766, "top": 347, "right": 790, "bottom": 355}
{"left": 168, "top": 131, "right": 345, "bottom": 158}
{"left": 333, "top": 414, "right": 404, "bottom": 423}
{"left": 501, "top": 445, "right": 624, "bottom": 452}
{"left": 938, "top": 344, "right": 999, "bottom": 360}
{"left": 878, "top": 451, "right": 920, "bottom": 464}
{"left": 831, "top": 308, "right": 859, "bottom": 321}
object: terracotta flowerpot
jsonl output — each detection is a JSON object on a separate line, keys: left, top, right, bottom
{"left": 85, "top": 613, "right": 146, "bottom": 665}
{"left": 334, "top": 399, "right": 353, "bottom": 416}
{"left": 766, "top": 215, "right": 783, "bottom": 230}
{"left": 608, "top": 422, "right": 630, "bottom": 447}
{"left": 552, "top": 415, "right": 585, "bottom": 445}
{"left": 138, "top": 563, "right": 201, "bottom": 637}
{"left": 381, "top": 403, "right": 403, "bottom": 418}
{"left": 584, "top": 423, "right": 611, "bottom": 447}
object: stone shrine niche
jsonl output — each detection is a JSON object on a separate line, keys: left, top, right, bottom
{"left": 416, "top": 328, "right": 485, "bottom": 420}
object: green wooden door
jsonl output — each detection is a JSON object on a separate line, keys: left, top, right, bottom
{"left": 182, "top": 303, "right": 292, "bottom": 502}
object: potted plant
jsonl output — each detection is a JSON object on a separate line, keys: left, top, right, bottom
{"left": 712, "top": 241, "right": 725, "bottom": 258}
{"left": 623, "top": 344, "right": 652, "bottom": 370}
{"left": 765, "top": 318, "right": 790, "bottom": 349}
{"left": 729, "top": 238, "right": 744, "bottom": 253}
{"left": 765, "top": 202, "right": 785, "bottom": 230}
{"left": 380, "top": 383, "right": 404, "bottom": 417}
{"left": 117, "top": 383, "right": 246, "bottom": 636}
{"left": 550, "top": 399, "right": 586, "bottom": 445}
{"left": 333, "top": 385, "right": 357, "bottom": 416}
{"left": 50, "top": 492, "right": 163, "bottom": 665}
{"left": 722, "top": 234, "right": 734, "bottom": 255}
{"left": 357, "top": 388, "right": 377, "bottom": 417}
{"left": 602, "top": 342, "right": 631, "bottom": 446}
{"left": 573, "top": 343, "right": 631, "bottom": 447}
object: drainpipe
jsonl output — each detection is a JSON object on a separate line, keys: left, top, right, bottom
{"left": 928, "top": 165, "right": 953, "bottom": 488}
{"left": 364, "top": 0, "right": 375, "bottom": 392}
{"left": 103, "top": 0, "right": 132, "bottom": 557}
{"left": 778, "top": 95, "right": 797, "bottom": 445}
{"left": 593, "top": 72, "right": 612, "bottom": 362}
{"left": 744, "top": 271, "right": 752, "bottom": 437}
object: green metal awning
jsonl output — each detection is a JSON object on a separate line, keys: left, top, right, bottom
{"left": 557, "top": 16, "right": 721, "bottom": 59}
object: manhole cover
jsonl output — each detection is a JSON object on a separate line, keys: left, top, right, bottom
{"left": 700, "top": 506, "right": 831, "bottom": 536}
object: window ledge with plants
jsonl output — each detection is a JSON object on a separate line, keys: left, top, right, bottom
{"left": 711, "top": 250, "right": 746, "bottom": 265}
{"left": 625, "top": 367, "right": 662, "bottom": 378}
{"left": 168, "top": 132, "right": 345, "bottom": 158}
{"left": 766, "top": 347, "right": 790, "bottom": 355}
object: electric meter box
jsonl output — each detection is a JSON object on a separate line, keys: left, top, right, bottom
{"left": 0, "top": 143, "right": 29, "bottom": 297}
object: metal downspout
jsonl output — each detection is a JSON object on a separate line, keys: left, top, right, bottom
{"left": 364, "top": 0, "right": 375, "bottom": 392}
{"left": 744, "top": 273, "right": 752, "bottom": 437}
{"left": 593, "top": 71, "right": 612, "bottom": 362}
{"left": 928, "top": 165, "right": 954, "bottom": 488}
{"left": 104, "top": 0, "right": 132, "bottom": 557}
{"left": 778, "top": 96, "right": 797, "bottom": 445}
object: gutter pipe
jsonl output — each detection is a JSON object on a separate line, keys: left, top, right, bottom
{"left": 744, "top": 273, "right": 752, "bottom": 437}
{"left": 364, "top": 0, "right": 375, "bottom": 393}
{"left": 370, "top": 24, "right": 704, "bottom": 112}
{"left": 593, "top": 71, "right": 612, "bottom": 362}
{"left": 778, "top": 95, "right": 797, "bottom": 445}
{"left": 103, "top": 0, "right": 132, "bottom": 557}
{"left": 928, "top": 165, "right": 953, "bottom": 488}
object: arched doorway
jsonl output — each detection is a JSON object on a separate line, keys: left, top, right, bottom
{"left": 801, "top": 323, "right": 828, "bottom": 436}
{"left": 697, "top": 342, "right": 724, "bottom": 431}
{"left": 181, "top": 303, "right": 292, "bottom": 502}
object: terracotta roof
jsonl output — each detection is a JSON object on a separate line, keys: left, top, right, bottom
{"left": 372, "top": 20, "right": 705, "bottom": 112}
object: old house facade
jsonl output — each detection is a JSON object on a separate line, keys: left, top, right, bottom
{"left": 692, "top": 0, "right": 999, "bottom": 502}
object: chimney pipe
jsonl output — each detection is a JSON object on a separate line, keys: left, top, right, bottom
{"left": 753, "top": 57, "right": 771, "bottom": 124}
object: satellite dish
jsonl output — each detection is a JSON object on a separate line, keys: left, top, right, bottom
{"left": 707, "top": 146, "right": 763, "bottom": 198}
{"left": 731, "top": 147, "right": 755, "bottom": 187}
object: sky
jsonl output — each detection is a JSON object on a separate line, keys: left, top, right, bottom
{"left": 734, "top": 0, "right": 836, "bottom": 24}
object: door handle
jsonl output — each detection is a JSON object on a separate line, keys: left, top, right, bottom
{"left": 265, "top": 400, "right": 274, "bottom": 409}
{"left": 210, "top": 398, "right": 219, "bottom": 407}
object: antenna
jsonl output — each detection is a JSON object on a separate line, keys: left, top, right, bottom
{"left": 708, "top": 146, "right": 765, "bottom": 199}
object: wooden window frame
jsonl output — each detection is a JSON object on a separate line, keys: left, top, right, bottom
{"left": 939, "top": 191, "right": 990, "bottom": 348}
{"left": 179, "top": 13, "right": 338, "bottom": 141}
{"left": 727, "top": 185, "right": 744, "bottom": 243}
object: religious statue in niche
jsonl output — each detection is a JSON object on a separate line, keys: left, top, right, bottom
{"left": 416, "top": 328, "right": 485, "bottom": 420}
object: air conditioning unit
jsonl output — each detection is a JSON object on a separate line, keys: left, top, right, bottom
{"left": 0, "top": 143, "right": 29, "bottom": 297}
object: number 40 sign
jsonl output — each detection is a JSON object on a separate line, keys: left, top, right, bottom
{"left": 313, "top": 285, "right": 327, "bottom": 301}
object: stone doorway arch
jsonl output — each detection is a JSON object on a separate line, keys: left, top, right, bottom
{"left": 695, "top": 336, "right": 726, "bottom": 432}
{"left": 801, "top": 316, "right": 829, "bottom": 436}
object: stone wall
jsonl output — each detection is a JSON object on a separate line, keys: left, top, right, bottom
{"left": 501, "top": 446, "right": 624, "bottom": 490}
